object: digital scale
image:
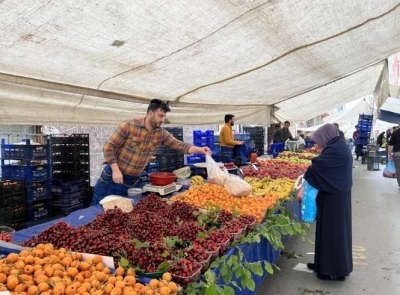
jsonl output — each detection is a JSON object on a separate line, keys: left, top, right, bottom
{"left": 142, "top": 183, "right": 177, "bottom": 195}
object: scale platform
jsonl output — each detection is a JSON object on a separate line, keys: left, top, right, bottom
{"left": 142, "top": 183, "right": 177, "bottom": 195}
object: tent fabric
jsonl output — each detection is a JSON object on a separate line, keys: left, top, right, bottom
{"left": 0, "top": 1, "right": 400, "bottom": 126}
{"left": 377, "top": 97, "right": 400, "bottom": 124}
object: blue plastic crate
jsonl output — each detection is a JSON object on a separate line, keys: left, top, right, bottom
{"left": 1, "top": 163, "right": 50, "bottom": 181}
{"left": 359, "top": 114, "right": 373, "bottom": 120}
{"left": 52, "top": 190, "right": 83, "bottom": 207}
{"left": 358, "top": 125, "right": 372, "bottom": 132}
{"left": 26, "top": 201, "right": 51, "bottom": 221}
{"left": 52, "top": 179, "right": 83, "bottom": 196}
{"left": 357, "top": 131, "right": 371, "bottom": 139}
{"left": 25, "top": 181, "right": 51, "bottom": 203}
{"left": 1, "top": 139, "right": 49, "bottom": 160}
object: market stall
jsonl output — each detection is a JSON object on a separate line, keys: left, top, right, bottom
{"left": 1, "top": 151, "right": 316, "bottom": 294}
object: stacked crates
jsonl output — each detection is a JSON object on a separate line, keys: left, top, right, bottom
{"left": 0, "top": 138, "right": 52, "bottom": 225}
{"left": 356, "top": 114, "right": 373, "bottom": 145}
{"left": 50, "top": 134, "right": 89, "bottom": 211}
{"left": 139, "top": 161, "right": 160, "bottom": 188}
{"left": 154, "top": 127, "right": 186, "bottom": 172}
{"left": 0, "top": 181, "right": 26, "bottom": 230}
{"left": 51, "top": 179, "right": 84, "bottom": 215}
{"left": 242, "top": 126, "right": 266, "bottom": 156}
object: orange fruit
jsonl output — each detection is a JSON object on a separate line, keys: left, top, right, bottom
{"left": 159, "top": 286, "right": 171, "bottom": 295}
{"left": 148, "top": 279, "right": 159, "bottom": 288}
{"left": 167, "top": 282, "right": 178, "bottom": 293}
{"left": 27, "top": 285, "right": 39, "bottom": 295}
{"left": 92, "top": 255, "right": 102, "bottom": 264}
{"left": 109, "top": 287, "right": 122, "bottom": 295}
{"left": 6, "top": 275, "right": 19, "bottom": 290}
{"left": 6, "top": 253, "right": 19, "bottom": 264}
{"left": 0, "top": 273, "right": 7, "bottom": 284}
{"left": 115, "top": 266, "right": 125, "bottom": 276}
{"left": 123, "top": 275, "right": 136, "bottom": 286}
{"left": 161, "top": 272, "right": 172, "bottom": 282}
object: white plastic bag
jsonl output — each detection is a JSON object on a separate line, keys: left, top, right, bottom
{"left": 206, "top": 154, "right": 229, "bottom": 186}
{"left": 224, "top": 174, "right": 252, "bottom": 197}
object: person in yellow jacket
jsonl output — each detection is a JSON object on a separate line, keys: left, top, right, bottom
{"left": 219, "top": 114, "right": 244, "bottom": 163}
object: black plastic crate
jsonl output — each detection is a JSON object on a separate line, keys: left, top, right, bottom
{"left": 8, "top": 218, "right": 27, "bottom": 230}
{"left": 26, "top": 200, "right": 52, "bottom": 222}
{"left": 2, "top": 193, "right": 25, "bottom": 208}
{"left": 0, "top": 208, "right": 11, "bottom": 225}
{"left": 25, "top": 181, "right": 52, "bottom": 203}
{"left": 50, "top": 134, "right": 89, "bottom": 145}
{"left": 10, "top": 204, "right": 26, "bottom": 221}
{"left": 0, "top": 180, "right": 24, "bottom": 196}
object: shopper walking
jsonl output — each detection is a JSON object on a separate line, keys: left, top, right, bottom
{"left": 304, "top": 123, "right": 353, "bottom": 281}
{"left": 91, "top": 99, "right": 211, "bottom": 205}
{"left": 352, "top": 125, "right": 363, "bottom": 160}
{"left": 388, "top": 127, "right": 400, "bottom": 188}
{"left": 219, "top": 114, "right": 244, "bottom": 163}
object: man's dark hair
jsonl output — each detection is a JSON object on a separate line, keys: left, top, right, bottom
{"left": 284, "top": 120, "right": 290, "bottom": 125}
{"left": 333, "top": 123, "right": 339, "bottom": 128}
{"left": 225, "top": 114, "right": 234, "bottom": 123}
{"left": 147, "top": 99, "right": 171, "bottom": 113}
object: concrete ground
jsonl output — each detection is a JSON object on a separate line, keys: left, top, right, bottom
{"left": 256, "top": 159, "right": 400, "bottom": 295}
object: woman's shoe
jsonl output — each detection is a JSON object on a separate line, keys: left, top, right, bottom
{"left": 317, "top": 274, "right": 345, "bottom": 281}
{"left": 307, "top": 263, "right": 315, "bottom": 270}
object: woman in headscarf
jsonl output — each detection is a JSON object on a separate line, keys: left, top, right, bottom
{"left": 304, "top": 123, "right": 353, "bottom": 281}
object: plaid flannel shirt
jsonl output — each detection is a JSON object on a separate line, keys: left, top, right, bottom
{"left": 103, "top": 118, "right": 192, "bottom": 176}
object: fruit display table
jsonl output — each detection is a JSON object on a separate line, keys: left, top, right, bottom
{"left": 9, "top": 198, "right": 301, "bottom": 294}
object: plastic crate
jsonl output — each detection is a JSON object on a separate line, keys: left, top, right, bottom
{"left": 357, "top": 131, "right": 371, "bottom": 139}
{"left": 305, "top": 140, "right": 315, "bottom": 147}
{"left": 8, "top": 219, "right": 27, "bottom": 230}
{"left": 52, "top": 190, "right": 83, "bottom": 207}
{"left": 1, "top": 139, "right": 49, "bottom": 160}
{"left": 52, "top": 202, "right": 83, "bottom": 216}
{"left": 2, "top": 193, "right": 25, "bottom": 208}
{"left": 52, "top": 179, "right": 83, "bottom": 196}
{"left": 1, "top": 163, "right": 50, "bottom": 181}
{"left": 0, "top": 208, "right": 11, "bottom": 225}
{"left": 359, "top": 114, "right": 373, "bottom": 120}
{"left": 50, "top": 134, "right": 89, "bottom": 145}
{"left": 26, "top": 201, "right": 52, "bottom": 222}
{"left": 25, "top": 181, "right": 52, "bottom": 203}
{"left": 0, "top": 180, "right": 24, "bottom": 196}
{"left": 10, "top": 204, "right": 26, "bottom": 221}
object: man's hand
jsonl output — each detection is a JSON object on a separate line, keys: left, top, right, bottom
{"left": 110, "top": 163, "right": 124, "bottom": 184}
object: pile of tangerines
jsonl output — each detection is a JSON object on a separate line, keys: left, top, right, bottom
{"left": 0, "top": 243, "right": 179, "bottom": 295}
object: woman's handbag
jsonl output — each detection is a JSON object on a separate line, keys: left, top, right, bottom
{"left": 383, "top": 160, "right": 396, "bottom": 178}
{"left": 300, "top": 179, "right": 319, "bottom": 223}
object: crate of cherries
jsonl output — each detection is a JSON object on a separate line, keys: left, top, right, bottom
{"left": 0, "top": 226, "right": 15, "bottom": 243}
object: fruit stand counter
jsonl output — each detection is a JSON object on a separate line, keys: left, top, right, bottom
{"left": 10, "top": 199, "right": 301, "bottom": 295}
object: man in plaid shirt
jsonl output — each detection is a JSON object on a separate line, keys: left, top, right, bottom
{"left": 91, "top": 99, "right": 211, "bottom": 205}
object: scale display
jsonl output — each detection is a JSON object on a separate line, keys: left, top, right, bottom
{"left": 142, "top": 183, "right": 177, "bottom": 195}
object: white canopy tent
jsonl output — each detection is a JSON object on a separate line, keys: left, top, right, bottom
{"left": 0, "top": 0, "right": 399, "bottom": 126}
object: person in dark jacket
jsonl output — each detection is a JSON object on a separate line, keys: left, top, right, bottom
{"left": 376, "top": 131, "right": 385, "bottom": 147}
{"left": 304, "top": 123, "right": 353, "bottom": 281}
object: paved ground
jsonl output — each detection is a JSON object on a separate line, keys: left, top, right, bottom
{"left": 256, "top": 159, "right": 400, "bottom": 295}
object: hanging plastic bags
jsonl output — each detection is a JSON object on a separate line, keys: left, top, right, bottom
{"left": 301, "top": 179, "right": 319, "bottom": 223}
{"left": 383, "top": 160, "right": 396, "bottom": 178}
{"left": 206, "top": 154, "right": 229, "bottom": 186}
{"left": 224, "top": 174, "right": 252, "bottom": 197}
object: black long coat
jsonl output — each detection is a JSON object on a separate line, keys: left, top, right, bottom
{"left": 304, "top": 136, "right": 353, "bottom": 277}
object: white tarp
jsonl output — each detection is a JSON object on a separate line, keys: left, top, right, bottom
{"left": 0, "top": 1, "right": 400, "bottom": 126}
